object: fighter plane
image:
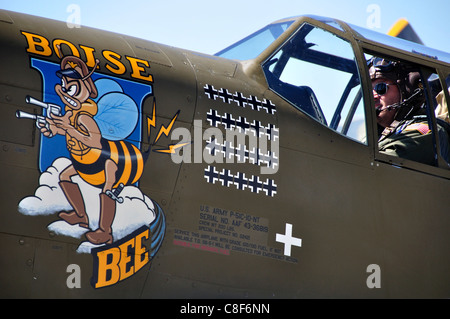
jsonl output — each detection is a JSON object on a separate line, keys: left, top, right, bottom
{"left": 1, "top": 9, "right": 449, "bottom": 299}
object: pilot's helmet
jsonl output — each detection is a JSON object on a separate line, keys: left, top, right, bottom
{"left": 368, "top": 57, "right": 422, "bottom": 101}
{"left": 368, "top": 57, "right": 425, "bottom": 119}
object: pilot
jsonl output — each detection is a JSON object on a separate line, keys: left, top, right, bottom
{"left": 368, "top": 57, "right": 449, "bottom": 166}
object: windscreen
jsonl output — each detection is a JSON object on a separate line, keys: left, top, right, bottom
{"left": 215, "top": 21, "right": 294, "bottom": 60}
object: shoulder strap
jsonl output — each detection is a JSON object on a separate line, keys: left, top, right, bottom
{"left": 378, "top": 120, "right": 401, "bottom": 142}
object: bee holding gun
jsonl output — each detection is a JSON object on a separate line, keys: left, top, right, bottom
{"left": 17, "top": 54, "right": 144, "bottom": 245}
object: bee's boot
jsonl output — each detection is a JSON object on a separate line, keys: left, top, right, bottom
{"left": 85, "top": 193, "right": 116, "bottom": 245}
{"left": 58, "top": 181, "right": 89, "bottom": 228}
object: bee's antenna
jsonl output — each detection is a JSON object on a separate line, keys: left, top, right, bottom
{"left": 82, "top": 59, "right": 100, "bottom": 80}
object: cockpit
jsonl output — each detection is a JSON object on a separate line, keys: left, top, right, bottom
{"left": 216, "top": 15, "right": 450, "bottom": 172}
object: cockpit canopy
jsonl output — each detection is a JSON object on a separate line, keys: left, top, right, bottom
{"left": 215, "top": 19, "right": 294, "bottom": 60}
{"left": 215, "top": 15, "right": 450, "bottom": 64}
{"left": 217, "top": 15, "right": 450, "bottom": 171}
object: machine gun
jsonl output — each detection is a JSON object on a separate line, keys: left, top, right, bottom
{"left": 16, "top": 96, "right": 62, "bottom": 137}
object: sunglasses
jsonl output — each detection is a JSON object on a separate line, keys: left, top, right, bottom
{"left": 373, "top": 82, "right": 394, "bottom": 96}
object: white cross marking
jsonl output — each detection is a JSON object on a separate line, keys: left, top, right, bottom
{"left": 276, "top": 223, "right": 302, "bottom": 256}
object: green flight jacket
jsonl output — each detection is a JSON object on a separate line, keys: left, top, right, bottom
{"left": 379, "top": 117, "right": 450, "bottom": 166}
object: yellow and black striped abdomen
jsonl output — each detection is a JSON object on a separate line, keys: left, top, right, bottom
{"left": 71, "top": 138, "right": 144, "bottom": 189}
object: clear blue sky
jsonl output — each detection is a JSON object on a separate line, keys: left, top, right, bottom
{"left": 1, "top": 0, "right": 449, "bottom": 54}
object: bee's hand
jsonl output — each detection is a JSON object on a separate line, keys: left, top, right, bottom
{"left": 51, "top": 111, "right": 73, "bottom": 132}
{"left": 37, "top": 117, "right": 56, "bottom": 137}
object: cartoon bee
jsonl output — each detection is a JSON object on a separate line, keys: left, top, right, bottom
{"left": 39, "top": 55, "right": 144, "bottom": 245}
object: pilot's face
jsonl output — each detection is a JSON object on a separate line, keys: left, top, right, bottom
{"left": 372, "top": 78, "right": 401, "bottom": 128}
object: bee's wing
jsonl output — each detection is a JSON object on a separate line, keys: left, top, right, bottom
{"left": 95, "top": 92, "right": 138, "bottom": 141}
{"left": 93, "top": 78, "right": 138, "bottom": 141}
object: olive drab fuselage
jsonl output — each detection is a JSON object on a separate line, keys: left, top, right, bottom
{"left": 1, "top": 10, "right": 450, "bottom": 298}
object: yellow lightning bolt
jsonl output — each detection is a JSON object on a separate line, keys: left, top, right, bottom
{"left": 154, "top": 142, "right": 191, "bottom": 154}
{"left": 154, "top": 111, "right": 180, "bottom": 144}
{"left": 147, "top": 100, "right": 156, "bottom": 136}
